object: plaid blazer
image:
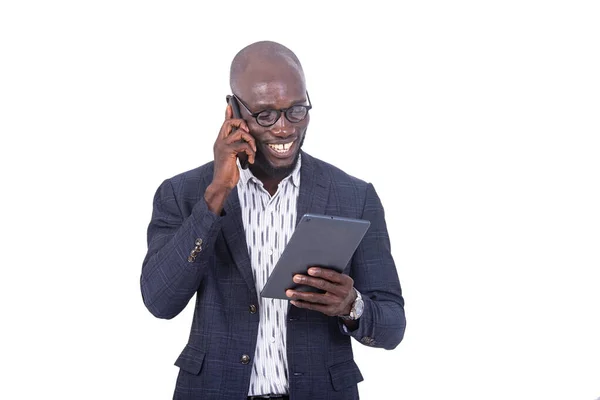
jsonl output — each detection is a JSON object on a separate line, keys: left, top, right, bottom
{"left": 141, "top": 152, "right": 406, "bottom": 399}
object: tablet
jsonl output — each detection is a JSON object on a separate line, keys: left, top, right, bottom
{"left": 260, "top": 213, "right": 371, "bottom": 300}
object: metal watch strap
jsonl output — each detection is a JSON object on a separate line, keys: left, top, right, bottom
{"left": 340, "top": 288, "right": 361, "bottom": 320}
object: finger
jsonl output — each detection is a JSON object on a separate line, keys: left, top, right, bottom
{"left": 226, "top": 142, "right": 255, "bottom": 165}
{"left": 286, "top": 289, "right": 336, "bottom": 305}
{"left": 223, "top": 136, "right": 255, "bottom": 162}
{"left": 240, "top": 131, "right": 257, "bottom": 152}
{"left": 225, "top": 104, "right": 232, "bottom": 119}
{"left": 244, "top": 143, "right": 256, "bottom": 165}
{"left": 225, "top": 130, "right": 257, "bottom": 152}
{"left": 290, "top": 300, "right": 334, "bottom": 315}
{"left": 228, "top": 141, "right": 255, "bottom": 158}
{"left": 218, "top": 120, "right": 231, "bottom": 139}
{"left": 292, "top": 274, "right": 341, "bottom": 296}
{"left": 307, "top": 267, "right": 351, "bottom": 286}
{"left": 219, "top": 119, "right": 249, "bottom": 140}
{"left": 228, "top": 118, "right": 249, "bottom": 133}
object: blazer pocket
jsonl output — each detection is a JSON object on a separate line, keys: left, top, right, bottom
{"left": 174, "top": 344, "right": 206, "bottom": 375}
{"left": 328, "top": 359, "right": 364, "bottom": 391}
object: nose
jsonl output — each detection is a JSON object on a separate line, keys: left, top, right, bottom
{"left": 269, "top": 113, "right": 295, "bottom": 137}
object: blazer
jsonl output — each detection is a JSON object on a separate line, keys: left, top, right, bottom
{"left": 140, "top": 152, "right": 406, "bottom": 399}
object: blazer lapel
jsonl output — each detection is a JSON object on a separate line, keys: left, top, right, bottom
{"left": 219, "top": 153, "right": 331, "bottom": 302}
{"left": 296, "top": 152, "right": 330, "bottom": 225}
{"left": 289, "top": 152, "right": 331, "bottom": 317}
{"left": 221, "top": 187, "right": 257, "bottom": 300}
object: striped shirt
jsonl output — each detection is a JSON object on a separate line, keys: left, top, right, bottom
{"left": 237, "top": 156, "right": 302, "bottom": 396}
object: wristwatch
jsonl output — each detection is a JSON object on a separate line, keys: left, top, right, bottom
{"left": 340, "top": 288, "right": 364, "bottom": 320}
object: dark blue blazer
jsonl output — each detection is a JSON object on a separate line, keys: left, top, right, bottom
{"left": 141, "top": 152, "right": 406, "bottom": 399}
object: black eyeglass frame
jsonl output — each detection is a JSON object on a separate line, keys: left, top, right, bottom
{"left": 232, "top": 92, "right": 312, "bottom": 127}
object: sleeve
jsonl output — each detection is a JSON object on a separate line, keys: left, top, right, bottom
{"left": 140, "top": 178, "right": 223, "bottom": 319}
{"left": 338, "top": 183, "right": 406, "bottom": 350}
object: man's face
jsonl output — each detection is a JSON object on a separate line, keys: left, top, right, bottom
{"left": 236, "top": 74, "right": 309, "bottom": 180}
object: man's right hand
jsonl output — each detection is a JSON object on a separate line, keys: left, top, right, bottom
{"left": 204, "top": 104, "right": 256, "bottom": 215}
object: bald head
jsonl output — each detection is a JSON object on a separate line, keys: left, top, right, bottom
{"left": 229, "top": 41, "right": 305, "bottom": 97}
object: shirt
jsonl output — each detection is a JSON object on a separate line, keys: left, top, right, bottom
{"left": 237, "top": 156, "right": 302, "bottom": 396}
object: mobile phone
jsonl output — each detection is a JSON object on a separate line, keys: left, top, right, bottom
{"left": 226, "top": 95, "right": 249, "bottom": 169}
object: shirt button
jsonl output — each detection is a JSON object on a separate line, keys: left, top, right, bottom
{"left": 240, "top": 354, "right": 251, "bottom": 364}
{"left": 270, "top": 336, "right": 276, "bottom": 343}
{"left": 268, "top": 249, "right": 273, "bottom": 255}
{"left": 249, "top": 304, "right": 257, "bottom": 314}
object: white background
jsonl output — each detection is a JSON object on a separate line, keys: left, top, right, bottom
{"left": 1, "top": 1, "right": 599, "bottom": 399}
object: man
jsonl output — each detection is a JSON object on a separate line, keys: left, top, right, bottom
{"left": 141, "top": 41, "right": 406, "bottom": 399}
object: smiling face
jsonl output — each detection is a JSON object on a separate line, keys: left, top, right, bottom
{"left": 230, "top": 43, "right": 309, "bottom": 184}
{"left": 238, "top": 79, "right": 309, "bottom": 180}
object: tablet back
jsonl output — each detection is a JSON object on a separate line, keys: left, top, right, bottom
{"left": 260, "top": 213, "right": 370, "bottom": 300}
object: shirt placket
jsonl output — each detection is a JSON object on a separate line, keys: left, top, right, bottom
{"left": 266, "top": 186, "right": 288, "bottom": 394}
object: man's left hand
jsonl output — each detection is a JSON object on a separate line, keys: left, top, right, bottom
{"left": 286, "top": 267, "right": 356, "bottom": 317}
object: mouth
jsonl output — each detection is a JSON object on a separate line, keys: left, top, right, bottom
{"left": 265, "top": 140, "right": 296, "bottom": 159}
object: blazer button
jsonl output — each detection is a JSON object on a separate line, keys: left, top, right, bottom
{"left": 361, "top": 336, "right": 376, "bottom": 346}
{"left": 240, "top": 354, "right": 251, "bottom": 364}
{"left": 249, "top": 304, "right": 257, "bottom": 314}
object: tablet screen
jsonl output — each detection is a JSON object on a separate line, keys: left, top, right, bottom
{"left": 260, "top": 213, "right": 370, "bottom": 300}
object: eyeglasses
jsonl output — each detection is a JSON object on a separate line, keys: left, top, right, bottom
{"left": 233, "top": 92, "right": 312, "bottom": 127}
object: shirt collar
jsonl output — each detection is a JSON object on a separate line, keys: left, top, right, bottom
{"left": 237, "top": 153, "right": 302, "bottom": 188}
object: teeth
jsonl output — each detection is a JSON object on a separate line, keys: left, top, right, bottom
{"left": 268, "top": 141, "right": 294, "bottom": 153}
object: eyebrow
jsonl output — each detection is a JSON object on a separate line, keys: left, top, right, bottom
{"left": 253, "top": 97, "right": 307, "bottom": 109}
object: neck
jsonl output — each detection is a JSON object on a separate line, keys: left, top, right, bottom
{"left": 250, "top": 167, "right": 283, "bottom": 196}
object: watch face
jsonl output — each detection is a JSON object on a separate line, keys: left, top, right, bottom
{"left": 353, "top": 298, "right": 364, "bottom": 318}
